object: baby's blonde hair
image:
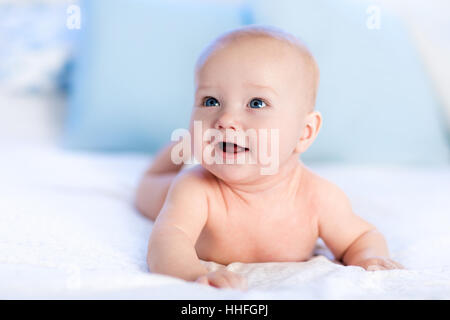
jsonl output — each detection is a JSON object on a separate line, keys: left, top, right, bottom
{"left": 195, "top": 25, "right": 320, "bottom": 110}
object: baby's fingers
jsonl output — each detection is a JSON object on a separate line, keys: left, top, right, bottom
{"left": 378, "top": 258, "right": 404, "bottom": 270}
{"left": 366, "top": 258, "right": 404, "bottom": 271}
{"left": 195, "top": 274, "right": 229, "bottom": 288}
{"left": 367, "top": 264, "right": 387, "bottom": 271}
{"left": 208, "top": 274, "right": 232, "bottom": 289}
{"left": 195, "top": 275, "right": 210, "bottom": 286}
{"left": 196, "top": 271, "right": 247, "bottom": 290}
{"left": 387, "top": 259, "right": 405, "bottom": 270}
{"left": 225, "top": 272, "right": 248, "bottom": 291}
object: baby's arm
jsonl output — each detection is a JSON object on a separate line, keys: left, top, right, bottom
{"left": 317, "top": 182, "right": 403, "bottom": 270}
{"left": 135, "top": 141, "right": 183, "bottom": 221}
{"left": 147, "top": 170, "right": 247, "bottom": 289}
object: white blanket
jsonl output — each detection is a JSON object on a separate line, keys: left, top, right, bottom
{"left": 1, "top": 145, "right": 449, "bottom": 299}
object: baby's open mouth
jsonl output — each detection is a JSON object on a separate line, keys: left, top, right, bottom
{"left": 219, "top": 142, "right": 249, "bottom": 154}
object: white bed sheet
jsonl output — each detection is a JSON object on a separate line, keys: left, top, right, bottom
{"left": 1, "top": 144, "right": 449, "bottom": 299}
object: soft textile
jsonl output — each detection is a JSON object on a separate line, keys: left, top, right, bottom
{"left": 1, "top": 145, "right": 449, "bottom": 299}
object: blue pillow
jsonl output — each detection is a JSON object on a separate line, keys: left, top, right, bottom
{"left": 64, "top": 0, "right": 248, "bottom": 153}
{"left": 249, "top": 0, "right": 449, "bottom": 164}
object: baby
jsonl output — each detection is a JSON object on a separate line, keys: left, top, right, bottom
{"left": 135, "top": 26, "right": 403, "bottom": 290}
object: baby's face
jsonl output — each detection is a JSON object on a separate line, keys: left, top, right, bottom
{"left": 190, "top": 36, "right": 317, "bottom": 182}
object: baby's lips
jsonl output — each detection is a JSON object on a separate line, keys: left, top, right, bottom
{"left": 213, "top": 130, "right": 251, "bottom": 150}
{"left": 216, "top": 139, "right": 249, "bottom": 150}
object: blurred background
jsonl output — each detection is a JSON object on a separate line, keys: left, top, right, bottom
{"left": 1, "top": 0, "right": 449, "bottom": 165}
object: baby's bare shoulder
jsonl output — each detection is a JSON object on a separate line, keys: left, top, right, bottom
{"left": 152, "top": 165, "right": 215, "bottom": 244}
{"left": 169, "top": 165, "right": 217, "bottom": 199}
{"left": 176, "top": 164, "right": 216, "bottom": 186}
{"left": 301, "top": 166, "right": 351, "bottom": 211}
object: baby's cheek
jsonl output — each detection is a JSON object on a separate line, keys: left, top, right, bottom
{"left": 273, "top": 128, "right": 299, "bottom": 159}
{"left": 248, "top": 128, "right": 278, "bottom": 164}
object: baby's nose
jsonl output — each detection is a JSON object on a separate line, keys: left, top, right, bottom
{"left": 214, "top": 112, "right": 242, "bottom": 131}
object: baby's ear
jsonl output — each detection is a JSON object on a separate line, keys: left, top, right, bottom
{"left": 295, "top": 111, "right": 322, "bottom": 153}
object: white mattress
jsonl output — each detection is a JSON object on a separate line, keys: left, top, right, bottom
{"left": 1, "top": 144, "right": 450, "bottom": 299}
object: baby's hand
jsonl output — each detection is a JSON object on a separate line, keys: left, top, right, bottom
{"left": 355, "top": 257, "right": 404, "bottom": 271}
{"left": 195, "top": 270, "right": 248, "bottom": 290}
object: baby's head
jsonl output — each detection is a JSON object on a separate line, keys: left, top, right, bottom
{"left": 189, "top": 25, "right": 322, "bottom": 182}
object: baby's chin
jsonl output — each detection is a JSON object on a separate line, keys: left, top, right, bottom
{"left": 202, "top": 162, "right": 263, "bottom": 184}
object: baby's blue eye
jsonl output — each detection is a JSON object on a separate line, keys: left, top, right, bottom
{"left": 249, "top": 98, "right": 267, "bottom": 109}
{"left": 203, "top": 97, "right": 220, "bottom": 107}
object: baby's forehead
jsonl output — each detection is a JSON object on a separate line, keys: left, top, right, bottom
{"left": 196, "top": 27, "right": 315, "bottom": 72}
{"left": 195, "top": 26, "right": 320, "bottom": 108}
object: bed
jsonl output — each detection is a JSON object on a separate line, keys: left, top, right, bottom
{"left": 1, "top": 144, "right": 449, "bottom": 299}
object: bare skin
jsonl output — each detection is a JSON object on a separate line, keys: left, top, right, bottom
{"left": 136, "top": 26, "right": 403, "bottom": 290}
